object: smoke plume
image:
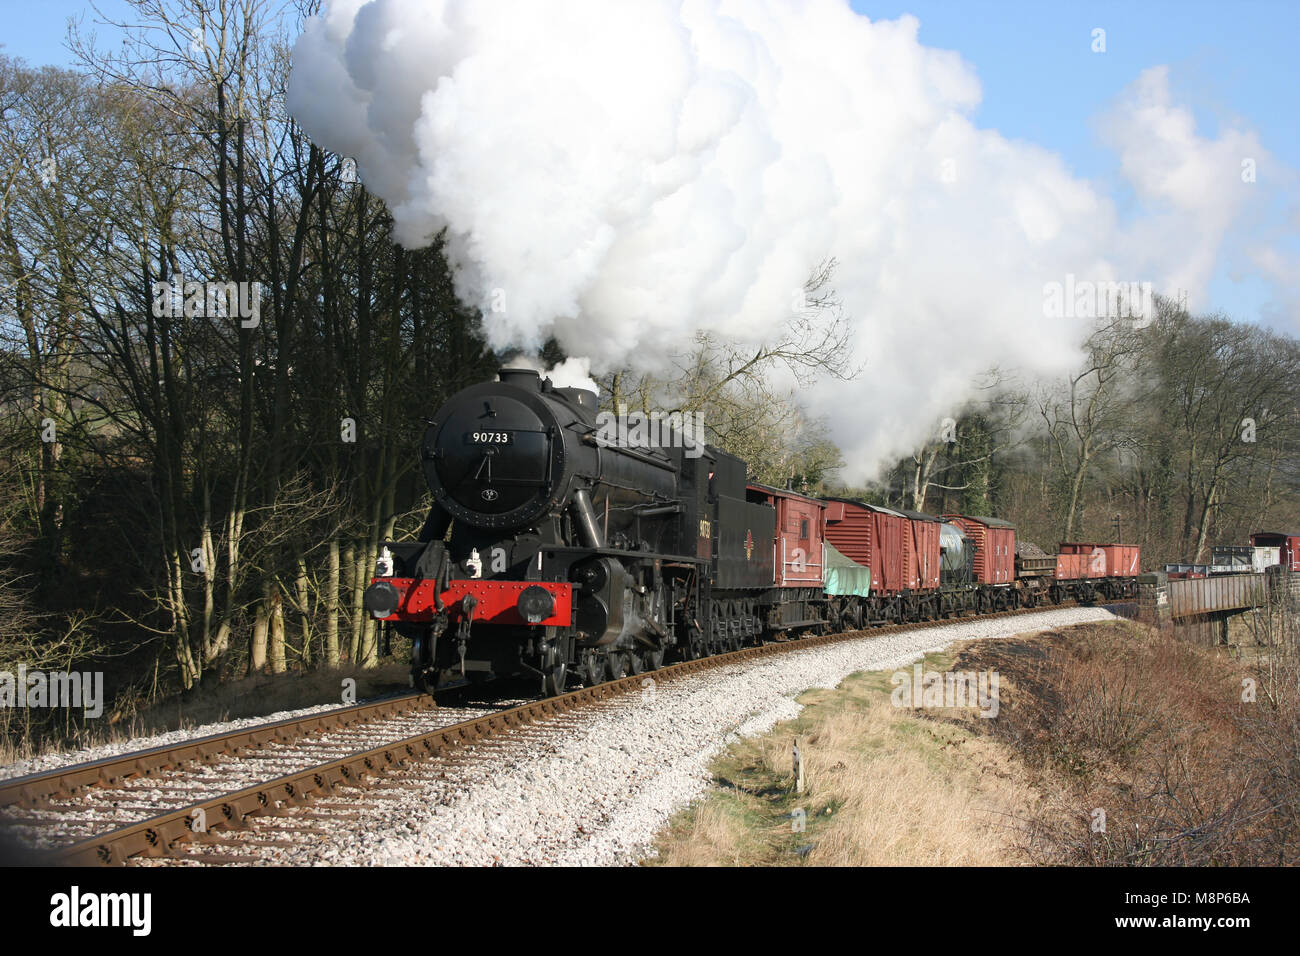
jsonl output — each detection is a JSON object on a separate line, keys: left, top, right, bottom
{"left": 287, "top": 0, "right": 1272, "bottom": 481}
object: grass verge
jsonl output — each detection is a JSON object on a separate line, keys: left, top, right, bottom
{"left": 650, "top": 617, "right": 1300, "bottom": 866}
{"left": 647, "top": 647, "right": 1041, "bottom": 866}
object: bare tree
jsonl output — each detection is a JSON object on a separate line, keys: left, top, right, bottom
{"left": 1038, "top": 319, "right": 1143, "bottom": 540}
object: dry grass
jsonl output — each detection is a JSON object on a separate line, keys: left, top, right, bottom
{"left": 651, "top": 614, "right": 1300, "bottom": 867}
{"left": 951, "top": 618, "right": 1300, "bottom": 865}
{"left": 649, "top": 658, "right": 1042, "bottom": 867}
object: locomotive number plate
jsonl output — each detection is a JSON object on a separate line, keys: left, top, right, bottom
{"left": 466, "top": 431, "right": 513, "bottom": 445}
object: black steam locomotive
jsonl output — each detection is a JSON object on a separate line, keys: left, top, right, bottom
{"left": 363, "top": 368, "right": 799, "bottom": 694}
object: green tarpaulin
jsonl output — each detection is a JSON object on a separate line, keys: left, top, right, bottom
{"left": 824, "top": 542, "right": 871, "bottom": 597}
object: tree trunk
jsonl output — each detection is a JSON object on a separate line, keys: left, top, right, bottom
{"left": 1193, "top": 480, "right": 1219, "bottom": 564}
{"left": 169, "top": 548, "right": 199, "bottom": 689}
{"left": 1064, "top": 450, "right": 1091, "bottom": 541}
{"left": 269, "top": 585, "right": 286, "bottom": 674}
{"left": 347, "top": 543, "right": 364, "bottom": 664}
{"left": 198, "top": 486, "right": 216, "bottom": 660}
{"left": 249, "top": 580, "right": 270, "bottom": 674}
{"left": 910, "top": 445, "right": 940, "bottom": 512}
{"left": 295, "top": 556, "right": 312, "bottom": 667}
{"left": 326, "top": 538, "right": 340, "bottom": 666}
{"left": 356, "top": 541, "right": 378, "bottom": 667}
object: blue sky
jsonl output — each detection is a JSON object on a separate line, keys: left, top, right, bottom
{"left": 4, "top": 0, "right": 1297, "bottom": 328}
{"left": 0, "top": 0, "right": 137, "bottom": 70}
{"left": 859, "top": 0, "right": 1300, "bottom": 324}
{"left": 862, "top": 0, "right": 1300, "bottom": 179}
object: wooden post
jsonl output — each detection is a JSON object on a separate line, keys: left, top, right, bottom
{"left": 793, "top": 737, "right": 806, "bottom": 794}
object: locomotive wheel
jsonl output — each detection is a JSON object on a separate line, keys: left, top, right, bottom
{"left": 583, "top": 651, "right": 605, "bottom": 686}
{"left": 541, "top": 646, "right": 567, "bottom": 696}
{"left": 411, "top": 635, "right": 432, "bottom": 693}
{"left": 543, "top": 662, "right": 568, "bottom": 696}
{"left": 645, "top": 647, "right": 665, "bottom": 670}
{"left": 606, "top": 651, "right": 630, "bottom": 680}
{"left": 628, "top": 651, "right": 645, "bottom": 675}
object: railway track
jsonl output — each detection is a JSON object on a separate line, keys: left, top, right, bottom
{"left": 1, "top": 602, "right": 1084, "bottom": 866}
{"left": 0, "top": 692, "right": 432, "bottom": 808}
{"left": 0, "top": 692, "right": 514, "bottom": 862}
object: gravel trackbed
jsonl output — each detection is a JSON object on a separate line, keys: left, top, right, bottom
{"left": 280, "top": 606, "right": 1120, "bottom": 866}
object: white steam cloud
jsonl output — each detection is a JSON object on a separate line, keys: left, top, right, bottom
{"left": 287, "top": 0, "right": 1278, "bottom": 482}
{"left": 505, "top": 354, "right": 600, "bottom": 395}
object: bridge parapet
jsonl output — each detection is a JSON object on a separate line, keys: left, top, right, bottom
{"left": 1137, "top": 571, "right": 1171, "bottom": 631}
{"left": 1167, "top": 572, "right": 1267, "bottom": 620}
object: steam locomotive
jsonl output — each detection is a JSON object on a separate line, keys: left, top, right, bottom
{"left": 364, "top": 368, "right": 1141, "bottom": 695}
{"left": 362, "top": 366, "right": 774, "bottom": 694}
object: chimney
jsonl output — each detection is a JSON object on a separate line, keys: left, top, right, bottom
{"left": 498, "top": 367, "right": 542, "bottom": 391}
